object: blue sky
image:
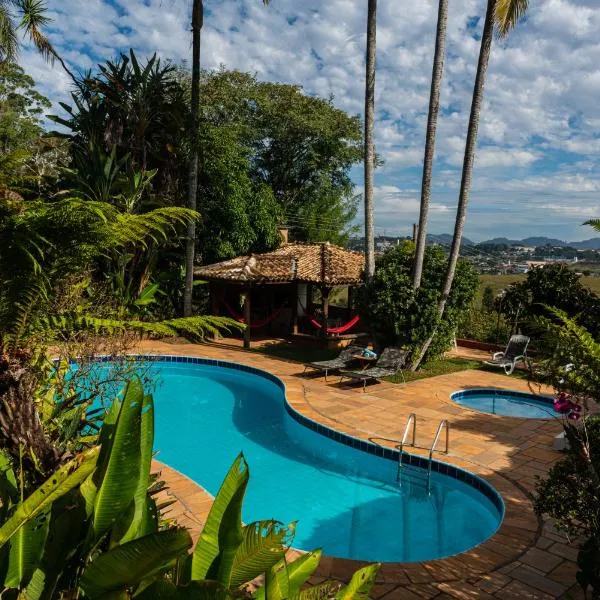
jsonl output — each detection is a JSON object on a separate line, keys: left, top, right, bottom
{"left": 19, "top": 0, "right": 600, "bottom": 242}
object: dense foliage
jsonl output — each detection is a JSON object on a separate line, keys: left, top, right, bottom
{"left": 0, "top": 62, "right": 67, "bottom": 195}
{"left": 51, "top": 54, "right": 363, "bottom": 271}
{"left": 456, "top": 285, "right": 511, "bottom": 344}
{"left": 360, "top": 242, "right": 479, "bottom": 362}
{"left": 533, "top": 313, "right": 600, "bottom": 596}
{"left": 500, "top": 264, "right": 600, "bottom": 342}
{"left": 196, "top": 69, "right": 363, "bottom": 250}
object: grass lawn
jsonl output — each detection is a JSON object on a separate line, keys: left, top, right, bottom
{"left": 385, "top": 358, "right": 481, "bottom": 384}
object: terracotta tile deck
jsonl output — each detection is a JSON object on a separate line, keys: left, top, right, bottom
{"left": 144, "top": 340, "right": 580, "bottom": 599}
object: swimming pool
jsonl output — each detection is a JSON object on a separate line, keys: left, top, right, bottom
{"left": 451, "top": 388, "right": 555, "bottom": 419}
{"left": 89, "top": 356, "right": 503, "bottom": 563}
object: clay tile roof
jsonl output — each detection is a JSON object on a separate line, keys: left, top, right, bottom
{"left": 194, "top": 243, "right": 365, "bottom": 285}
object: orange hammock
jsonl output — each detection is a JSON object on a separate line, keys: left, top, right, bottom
{"left": 309, "top": 314, "right": 360, "bottom": 334}
{"left": 222, "top": 298, "right": 286, "bottom": 329}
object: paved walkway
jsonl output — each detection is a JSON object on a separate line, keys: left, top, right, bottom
{"left": 143, "top": 340, "right": 583, "bottom": 599}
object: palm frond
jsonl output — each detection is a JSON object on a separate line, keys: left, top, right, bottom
{"left": 15, "top": 0, "right": 54, "bottom": 60}
{"left": 32, "top": 314, "right": 243, "bottom": 342}
{"left": 0, "top": 6, "right": 18, "bottom": 63}
{"left": 495, "top": 0, "right": 529, "bottom": 38}
{"left": 584, "top": 219, "right": 600, "bottom": 234}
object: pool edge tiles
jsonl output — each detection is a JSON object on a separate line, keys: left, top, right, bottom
{"left": 128, "top": 354, "right": 505, "bottom": 524}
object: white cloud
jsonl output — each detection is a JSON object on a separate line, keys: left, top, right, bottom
{"left": 16, "top": 0, "right": 600, "bottom": 241}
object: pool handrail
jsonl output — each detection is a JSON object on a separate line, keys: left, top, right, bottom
{"left": 396, "top": 412, "right": 417, "bottom": 482}
{"left": 427, "top": 419, "right": 450, "bottom": 492}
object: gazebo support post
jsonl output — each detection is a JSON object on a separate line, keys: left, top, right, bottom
{"left": 291, "top": 282, "right": 299, "bottom": 335}
{"left": 243, "top": 288, "right": 251, "bottom": 349}
{"left": 321, "top": 286, "right": 330, "bottom": 338}
{"left": 347, "top": 286, "right": 354, "bottom": 313}
{"left": 210, "top": 282, "right": 219, "bottom": 315}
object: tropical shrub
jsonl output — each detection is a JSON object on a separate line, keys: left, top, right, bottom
{"left": 500, "top": 263, "right": 600, "bottom": 342}
{"left": 0, "top": 377, "right": 379, "bottom": 598}
{"left": 456, "top": 301, "right": 511, "bottom": 344}
{"left": 533, "top": 313, "right": 600, "bottom": 597}
{"left": 359, "top": 242, "right": 479, "bottom": 362}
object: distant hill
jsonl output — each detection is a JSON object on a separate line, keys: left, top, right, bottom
{"left": 571, "top": 238, "right": 600, "bottom": 250}
{"left": 479, "top": 237, "right": 519, "bottom": 246}
{"left": 347, "top": 234, "right": 600, "bottom": 251}
{"left": 426, "top": 233, "right": 474, "bottom": 246}
{"left": 521, "top": 237, "right": 568, "bottom": 247}
{"left": 478, "top": 236, "right": 600, "bottom": 250}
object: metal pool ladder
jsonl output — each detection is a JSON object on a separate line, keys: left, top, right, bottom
{"left": 427, "top": 419, "right": 449, "bottom": 492}
{"left": 396, "top": 413, "right": 417, "bottom": 482}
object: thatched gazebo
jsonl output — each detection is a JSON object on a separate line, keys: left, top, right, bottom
{"left": 194, "top": 241, "right": 365, "bottom": 348}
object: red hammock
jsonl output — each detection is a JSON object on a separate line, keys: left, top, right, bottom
{"left": 222, "top": 298, "right": 286, "bottom": 329}
{"left": 309, "top": 314, "right": 360, "bottom": 334}
{"left": 295, "top": 297, "right": 360, "bottom": 334}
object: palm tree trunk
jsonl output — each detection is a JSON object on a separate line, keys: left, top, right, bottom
{"left": 364, "top": 0, "right": 377, "bottom": 281}
{"left": 412, "top": 0, "right": 496, "bottom": 370}
{"left": 412, "top": 0, "right": 448, "bottom": 291}
{"left": 183, "top": 0, "right": 203, "bottom": 317}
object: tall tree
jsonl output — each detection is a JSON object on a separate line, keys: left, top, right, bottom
{"left": 183, "top": 0, "right": 203, "bottom": 317}
{"left": 363, "top": 0, "right": 377, "bottom": 280}
{"left": 183, "top": 0, "right": 273, "bottom": 316}
{"left": 412, "top": 0, "right": 529, "bottom": 369}
{"left": 412, "top": 0, "right": 448, "bottom": 290}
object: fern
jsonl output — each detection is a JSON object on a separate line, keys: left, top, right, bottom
{"left": 29, "top": 314, "right": 243, "bottom": 344}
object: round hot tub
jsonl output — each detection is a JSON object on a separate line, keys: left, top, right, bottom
{"left": 451, "top": 388, "right": 555, "bottom": 419}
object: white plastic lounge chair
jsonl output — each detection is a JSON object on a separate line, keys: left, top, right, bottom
{"left": 485, "top": 335, "right": 530, "bottom": 375}
{"left": 304, "top": 345, "right": 365, "bottom": 381}
{"left": 339, "top": 347, "right": 409, "bottom": 391}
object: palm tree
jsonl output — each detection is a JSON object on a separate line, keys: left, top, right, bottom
{"left": 183, "top": 0, "right": 272, "bottom": 316}
{"left": 364, "top": 0, "right": 377, "bottom": 280}
{"left": 412, "top": 0, "right": 529, "bottom": 369}
{"left": 183, "top": 0, "right": 203, "bottom": 317}
{"left": 0, "top": 0, "right": 76, "bottom": 80}
{"left": 412, "top": 0, "right": 448, "bottom": 291}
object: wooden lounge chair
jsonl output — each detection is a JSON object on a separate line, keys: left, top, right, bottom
{"left": 484, "top": 335, "right": 530, "bottom": 375}
{"left": 303, "top": 345, "right": 365, "bottom": 381}
{"left": 339, "top": 347, "right": 409, "bottom": 391}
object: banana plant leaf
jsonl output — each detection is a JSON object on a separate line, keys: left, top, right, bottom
{"left": 212, "top": 476, "right": 247, "bottom": 587}
{"left": 190, "top": 453, "right": 249, "bottom": 581}
{"left": 335, "top": 564, "right": 380, "bottom": 600}
{"left": 229, "top": 521, "right": 294, "bottom": 589}
{"left": 85, "top": 379, "right": 144, "bottom": 541}
{"left": 23, "top": 492, "right": 89, "bottom": 600}
{"left": 134, "top": 580, "right": 236, "bottom": 600}
{"left": 0, "top": 446, "right": 99, "bottom": 547}
{"left": 292, "top": 582, "right": 342, "bottom": 600}
{"left": 284, "top": 549, "right": 322, "bottom": 596}
{"left": 111, "top": 393, "right": 156, "bottom": 544}
{"left": 79, "top": 527, "right": 192, "bottom": 599}
{"left": 3, "top": 507, "right": 50, "bottom": 589}
{"left": 264, "top": 559, "right": 289, "bottom": 600}
{"left": 0, "top": 451, "right": 18, "bottom": 522}
{"left": 253, "top": 549, "right": 322, "bottom": 600}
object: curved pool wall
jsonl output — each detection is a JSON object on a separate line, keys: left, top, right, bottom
{"left": 451, "top": 388, "right": 556, "bottom": 419}
{"left": 87, "top": 354, "right": 504, "bottom": 563}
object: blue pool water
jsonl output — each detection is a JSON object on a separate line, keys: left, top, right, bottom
{"left": 90, "top": 358, "right": 503, "bottom": 562}
{"left": 451, "top": 388, "right": 555, "bottom": 419}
